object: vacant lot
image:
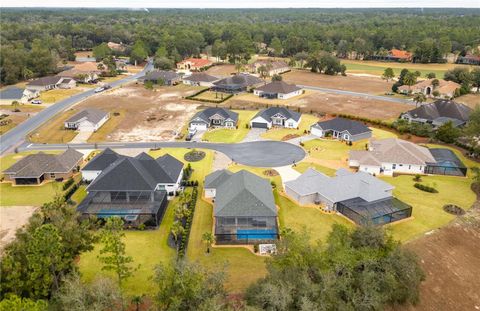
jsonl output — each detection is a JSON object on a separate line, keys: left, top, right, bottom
{"left": 30, "top": 84, "right": 203, "bottom": 143}
{"left": 205, "top": 64, "right": 236, "bottom": 76}
{"left": 0, "top": 206, "right": 37, "bottom": 254}
{"left": 341, "top": 59, "right": 473, "bottom": 78}
{"left": 456, "top": 93, "right": 480, "bottom": 109}
{"left": 0, "top": 104, "right": 44, "bottom": 135}
{"left": 283, "top": 69, "right": 394, "bottom": 94}
{"left": 191, "top": 90, "right": 229, "bottom": 102}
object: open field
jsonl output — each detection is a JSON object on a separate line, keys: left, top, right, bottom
{"left": 341, "top": 59, "right": 473, "bottom": 78}
{"left": 29, "top": 84, "right": 203, "bottom": 143}
{"left": 283, "top": 69, "right": 394, "bottom": 94}
{"left": 233, "top": 89, "right": 313, "bottom": 106}
{"left": 260, "top": 113, "right": 319, "bottom": 140}
{"left": 0, "top": 104, "right": 44, "bottom": 135}
{"left": 0, "top": 206, "right": 37, "bottom": 254}
{"left": 191, "top": 90, "right": 228, "bottom": 102}
{"left": 202, "top": 110, "right": 257, "bottom": 143}
{"left": 456, "top": 93, "right": 480, "bottom": 109}
{"left": 205, "top": 64, "right": 236, "bottom": 76}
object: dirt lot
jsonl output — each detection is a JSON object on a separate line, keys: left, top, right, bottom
{"left": 0, "top": 105, "right": 44, "bottom": 135}
{"left": 395, "top": 193, "right": 480, "bottom": 311}
{"left": 205, "top": 64, "right": 236, "bottom": 76}
{"left": 0, "top": 206, "right": 37, "bottom": 254}
{"left": 456, "top": 93, "right": 480, "bottom": 109}
{"left": 68, "top": 84, "right": 202, "bottom": 142}
{"left": 283, "top": 69, "right": 394, "bottom": 95}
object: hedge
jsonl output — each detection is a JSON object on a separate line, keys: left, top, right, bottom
{"left": 414, "top": 183, "right": 438, "bottom": 193}
{"left": 185, "top": 88, "right": 233, "bottom": 103}
{"left": 178, "top": 186, "right": 198, "bottom": 258}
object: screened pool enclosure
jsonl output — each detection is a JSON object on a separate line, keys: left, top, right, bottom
{"left": 214, "top": 216, "right": 279, "bottom": 244}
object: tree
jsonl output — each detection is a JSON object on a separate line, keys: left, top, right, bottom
{"left": 154, "top": 57, "right": 174, "bottom": 70}
{"left": 471, "top": 167, "right": 480, "bottom": 184}
{"left": 382, "top": 67, "right": 395, "bottom": 82}
{"left": 403, "top": 72, "right": 418, "bottom": 92}
{"left": 435, "top": 121, "right": 461, "bottom": 143}
{"left": 431, "top": 78, "right": 440, "bottom": 89}
{"left": 413, "top": 92, "right": 427, "bottom": 108}
{"left": 0, "top": 295, "right": 48, "bottom": 311}
{"left": 272, "top": 74, "right": 282, "bottom": 81}
{"left": 201, "top": 232, "right": 215, "bottom": 253}
{"left": 170, "top": 220, "right": 185, "bottom": 246}
{"left": 92, "top": 43, "right": 112, "bottom": 62}
{"left": 472, "top": 67, "right": 480, "bottom": 92}
{"left": 130, "top": 41, "right": 148, "bottom": 65}
{"left": 144, "top": 81, "right": 154, "bottom": 90}
{"left": 154, "top": 260, "right": 226, "bottom": 311}
{"left": 294, "top": 51, "right": 309, "bottom": 68}
{"left": 270, "top": 37, "right": 283, "bottom": 56}
{"left": 398, "top": 68, "right": 410, "bottom": 85}
{"left": 426, "top": 72, "right": 436, "bottom": 79}
{"left": 98, "top": 217, "right": 135, "bottom": 286}
{"left": 257, "top": 65, "right": 268, "bottom": 80}
{"left": 131, "top": 295, "right": 144, "bottom": 311}
{"left": 246, "top": 225, "right": 424, "bottom": 310}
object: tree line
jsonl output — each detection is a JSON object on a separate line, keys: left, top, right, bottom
{"left": 1, "top": 8, "right": 479, "bottom": 84}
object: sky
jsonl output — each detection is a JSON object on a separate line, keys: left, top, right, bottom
{"left": 1, "top": 0, "right": 479, "bottom": 8}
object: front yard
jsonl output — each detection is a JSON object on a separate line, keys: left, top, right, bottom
{"left": 38, "top": 88, "right": 83, "bottom": 103}
{"left": 260, "top": 114, "right": 319, "bottom": 141}
{"left": 202, "top": 110, "right": 258, "bottom": 143}
{"left": 28, "top": 109, "right": 78, "bottom": 143}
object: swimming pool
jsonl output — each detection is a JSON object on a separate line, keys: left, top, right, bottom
{"left": 236, "top": 228, "right": 277, "bottom": 240}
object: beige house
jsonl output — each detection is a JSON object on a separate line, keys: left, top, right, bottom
{"left": 250, "top": 60, "right": 290, "bottom": 76}
{"left": 398, "top": 79, "right": 460, "bottom": 99}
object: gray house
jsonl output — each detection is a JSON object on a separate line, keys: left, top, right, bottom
{"left": 138, "top": 70, "right": 181, "bottom": 86}
{"left": 81, "top": 148, "right": 125, "bottom": 182}
{"left": 64, "top": 108, "right": 110, "bottom": 132}
{"left": 77, "top": 152, "right": 184, "bottom": 227}
{"left": 400, "top": 100, "right": 472, "bottom": 128}
{"left": 183, "top": 73, "right": 219, "bottom": 87}
{"left": 310, "top": 117, "right": 372, "bottom": 142}
{"left": 253, "top": 81, "right": 302, "bottom": 99}
{"left": 205, "top": 169, "right": 278, "bottom": 244}
{"left": 250, "top": 107, "right": 301, "bottom": 129}
{"left": 189, "top": 107, "right": 239, "bottom": 131}
{"left": 212, "top": 74, "right": 264, "bottom": 93}
{"left": 285, "top": 168, "right": 411, "bottom": 225}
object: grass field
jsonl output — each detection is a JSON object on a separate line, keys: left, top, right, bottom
{"left": 261, "top": 114, "right": 319, "bottom": 141}
{"left": 202, "top": 110, "right": 258, "bottom": 143}
{"left": 28, "top": 109, "right": 78, "bottom": 143}
{"left": 341, "top": 59, "right": 473, "bottom": 78}
{"left": 88, "top": 110, "right": 125, "bottom": 142}
{"left": 38, "top": 88, "right": 82, "bottom": 103}
{"left": 0, "top": 104, "right": 44, "bottom": 135}
{"left": 233, "top": 89, "right": 313, "bottom": 106}
{"left": 293, "top": 162, "right": 337, "bottom": 176}
{"left": 190, "top": 90, "right": 227, "bottom": 102}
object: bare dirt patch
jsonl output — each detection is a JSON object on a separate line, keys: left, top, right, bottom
{"left": 456, "top": 93, "right": 480, "bottom": 109}
{"left": 205, "top": 64, "right": 236, "bottom": 76}
{"left": 65, "top": 84, "right": 201, "bottom": 142}
{"left": 0, "top": 105, "right": 44, "bottom": 135}
{"left": 0, "top": 206, "right": 37, "bottom": 254}
{"left": 283, "top": 69, "right": 394, "bottom": 95}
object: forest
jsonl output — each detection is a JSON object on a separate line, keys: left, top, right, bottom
{"left": 1, "top": 8, "right": 479, "bottom": 84}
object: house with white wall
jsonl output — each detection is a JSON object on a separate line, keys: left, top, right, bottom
{"left": 253, "top": 81, "right": 302, "bottom": 100}
{"left": 250, "top": 107, "right": 301, "bottom": 129}
{"left": 64, "top": 108, "right": 110, "bottom": 132}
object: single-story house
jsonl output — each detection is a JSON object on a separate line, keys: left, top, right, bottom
{"left": 77, "top": 152, "right": 184, "bottom": 227}
{"left": 0, "top": 87, "right": 40, "bottom": 104}
{"left": 176, "top": 58, "right": 213, "bottom": 71}
{"left": 250, "top": 60, "right": 290, "bottom": 76}
{"left": 81, "top": 148, "right": 124, "bottom": 182}
{"left": 205, "top": 169, "right": 278, "bottom": 244}
{"left": 425, "top": 148, "right": 467, "bottom": 177}
{"left": 250, "top": 107, "right": 301, "bottom": 129}
{"left": 285, "top": 168, "right": 411, "bottom": 225}
{"left": 182, "top": 73, "right": 219, "bottom": 87}
{"left": 64, "top": 108, "right": 110, "bottom": 132}
{"left": 372, "top": 49, "right": 412, "bottom": 62}
{"left": 204, "top": 169, "right": 234, "bottom": 198}
{"left": 457, "top": 53, "right": 480, "bottom": 66}
{"left": 3, "top": 148, "right": 83, "bottom": 185}
{"left": 253, "top": 81, "right": 302, "bottom": 99}
{"left": 138, "top": 70, "right": 181, "bottom": 86}
{"left": 398, "top": 79, "right": 460, "bottom": 98}
{"left": 400, "top": 99, "right": 472, "bottom": 128}
{"left": 310, "top": 117, "right": 372, "bottom": 142}
{"left": 349, "top": 138, "right": 436, "bottom": 176}
{"left": 211, "top": 74, "right": 264, "bottom": 93}
{"left": 57, "top": 62, "right": 102, "bottom": 83}
{"left": 27, "top": 76, "right": 76, "bottom": 91}
{"left": 189, "top": 107, "right": 238, "bottom": 130}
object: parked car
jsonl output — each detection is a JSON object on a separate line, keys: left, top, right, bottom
{"left": 94, "top": 87, "right": 105, "bottom": 93}
{"left": 103, "top": 84, "right": 112, "bottom": 90}
{"left": 186, "top": 128, "right": 197, "bottom": 141}
{"left": 31, "top": 99, "right": 42, "bottom": 104}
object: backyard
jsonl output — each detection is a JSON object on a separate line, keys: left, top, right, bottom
{"left": 190, "top": 90, "right": 229, "bottom": 102}
{"left": 201, "top": 110, "right": 258, "bottom": 143}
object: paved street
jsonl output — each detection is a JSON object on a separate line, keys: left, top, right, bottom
{"left": 21, "top": 140, "right": 306, "bottom": 168}
{"left": 0, "top": 61, "right": 153, "bottom": 155}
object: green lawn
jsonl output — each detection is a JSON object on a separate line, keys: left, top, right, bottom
{"left": 293, "top": 162, "right": 337, "bottom": 176}
{"left": 261, "top": 114, "right": 319, "bottom": 141}
{"left": 370, "top": 127, "right": 398, "bottom": 140}
{"left": 202, "top": 110, "right": 258, "bottom": 143}
{"left": 303, "top": 138, "right": 363, "bottom": 162}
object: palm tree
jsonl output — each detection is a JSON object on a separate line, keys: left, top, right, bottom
{"left": 171, "top": 221, "right": 185, "bottom": 246}
{"left": 258, "top": 65, "right": 268, "bottom": 80}
{"left": 413, "top": 92, "right": 427, "bottom": 108}
{"left": 235, "top": 63, "right": 242, "bottom": 73}
{"left": 431, "top": 78, "right": 440, "bottom": 89}
{"left": 403, "top": 72, "right": 417, "bottom": 93}
{"left": 201, "top": 232, "right": 215, "bottom": 253}
{"left": 131, "top": 295, "right": 144, "bottom": 311}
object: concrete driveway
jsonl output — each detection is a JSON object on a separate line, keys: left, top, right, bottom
{"left": 23, "top": 140, "right": 306, "bottom": 168}
{"left": 242, "top": 128, "right": 267, "bottom": 142}
{"left": 275, "top": 165, "right": 301, "bottom": 188}
{"left": 69, "top": 130, "right": 94, "bottom": 144}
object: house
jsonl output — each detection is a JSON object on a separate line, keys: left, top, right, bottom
{"left": 253, "top": 81, "right": 302, "bottom": 99}
{"left": 189, "top": 107, "right": 238, "bottom": 131}
{"left": 349, "top": 138, "right": 436, "bottom": 176}
{"left": 250, "top": 107, "right": 301, "bottom": 129}
{"left": 400, "top": 100, "right": 472, "bottom": 128}
{"left": 182, "top": 73, "right": 219, "bottom": 87}
{"left": 457, "top": 53, "right": 480, "bottom": 66}
{"left": 372, "top": 49, "right": 412, "bottom": 62}
{"left": 205, "top": 170, "right": 278, "bottom": 244}
{"left": 81, "top": 148, "right": 124, "bottom": 182}
{"left": 3, "top": 149, "right": 83, "bottom": 185}
{"left": 211, "top": 74, "right": 264, "bottom": 93}
{"left": 176, "top": 58, "right": 213, "bottom": 71}
{"left": 64, "top": 108, "right": 110, "bottom": 132}
{"left": 0, "top": 87, "right": 39, "bottom": 104}
{"left": 310, "top": 117, "right": 372, "bottom": 142}
{"left": 398, "top": 79, "right": 460, "bottom": 98}
{"left": 77, "top": 153, "right": 184, "bottom": 227}
{"left": 27, "top": 76, "right": 76, "bottom": 91}
{"left": 250, "top": 60, "right": 290, "bottom": 76}
{"left": 284, "top": 168, "right": 410, "bottom": 225}
{"left": 57, "top": 62, "right": 102, "bottom": 83}
{"left": 138, "top": 70, "right": 181, "bottom": 86}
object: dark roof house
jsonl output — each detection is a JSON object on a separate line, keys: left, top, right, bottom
{"left": 254, "top": 81, "right": 302, "bottom": 99}
{"left": 82, "top": 148, "right": 125, "bottom": 172}
{"left": 250, "top": 107, "right": 302, "bottom": 129}
{"left": 138, "top": 70, "right": 181, "bottom": 85}
{"left": 310, "top": 117, "right": 372, "bottom": 142}
{"left": 212, "top": 74, "right": 264, "bottom": 93}
{"left": 64, "top": 108, "right": 110, "bottom": 132}
{"left": 189, "top": 107, "right": 239, "bottom": 129}
{"left": 401, "top": 100, "right": 472, "bottom": 127}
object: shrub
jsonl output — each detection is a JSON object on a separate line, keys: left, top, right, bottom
{"left": 253, "top": 244, "right": 259, "bottom": 253}
{"left": 413, "top": 174, "right": 422, "bottom": 182}
{"left": 414, "top": 183, "right": 438, "bottom": 193}
{"left": 62, "top": 178, "right": 75, "bottom": 190}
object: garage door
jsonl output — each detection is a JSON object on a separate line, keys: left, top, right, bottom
{"left": 251, "top": 122, "right": 268, "bottom": 128}
{"left": 190, "top": 123, "right": 207, "bottom": 130}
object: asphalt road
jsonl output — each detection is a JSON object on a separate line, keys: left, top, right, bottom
{"left": 298, "top": 84, "right": 414, "bottom": 105}
{"left": 21, "top": 141, "right": 306, "bottom": 167}
{"left": 0, "top": 61, "right": 153, "bottom": 155}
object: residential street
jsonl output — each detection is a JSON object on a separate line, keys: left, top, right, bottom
{"left": 0, "top": 61, "right": 153, "bottom": 155}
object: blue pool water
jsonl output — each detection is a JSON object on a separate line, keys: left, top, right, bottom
{"left": 97, "top": 209, "right": 141, "bottom": 218}
{"left": 236, "top": 229, "right": 277, "bottom": 240}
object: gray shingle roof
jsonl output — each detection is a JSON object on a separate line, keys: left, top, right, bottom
{"left": 311, "top": 117, "right": 371, "bottom": 136}
{"left": 183, "top": 73, "right": 219, "bottom": 83}
{"left": 87, "top": 153, "right": 184, "bottom": 192}
{"left": 0, "top": 87, "right": 25, "bottom": 100}
{"left": 209, "top": 170, "right": 277, "bottom": 217}
{"left": 253, "top": 107, "right": 301, "bottom": 122}
{"left": 65, "top": 108, "right": 109, "bottom": 124}
{"left": 190, "top": 107, "right": 239, "bottom": 124}
{"left": 204, "top": 169, "right": 233, "bottom": 189}
{"left": 3, "top": 149, "right": 83, "bottom": 178}
{"left": 285, "top": 168, "right": 394, "bottom": 203}
{"left": 255, "top": 81, "right": 301, "bottom": 94}
{"left": 82, "top": 148, "right": 124, "bottom": 171}
{"left": 213, "top": 74, "right": 264, "bottom": 89}
{"left": 404, "top": 100, "right": 472, "bottom": 123}
{"left": 139, "top": 70, "right": 180, "bottom": 82}
{"left": 27, "top": 76, "right": 64, "bottom": 87}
